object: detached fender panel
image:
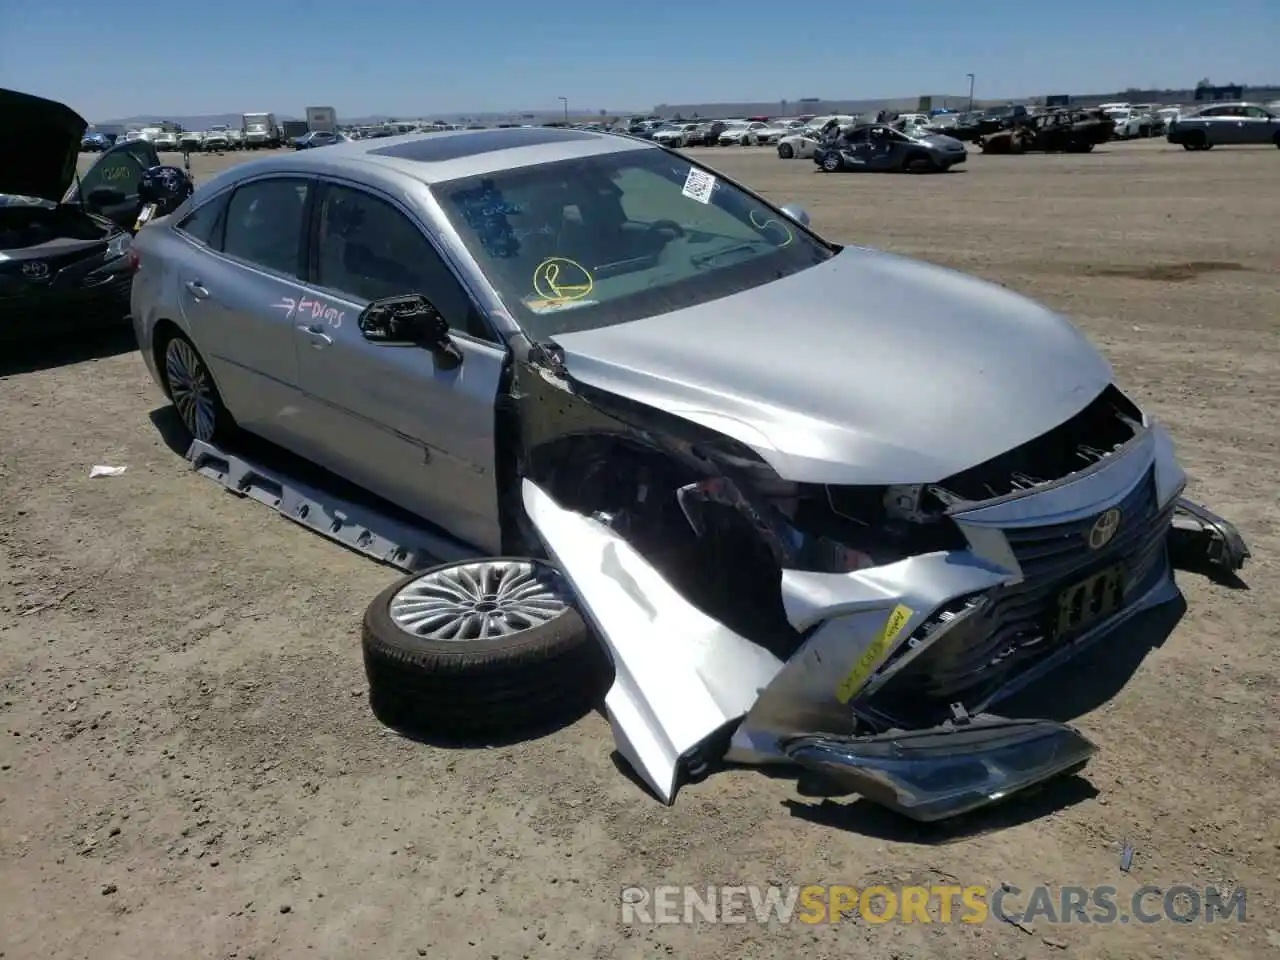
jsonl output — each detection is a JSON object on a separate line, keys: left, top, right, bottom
{"left": 521, "top": 479, "right": 784, "bottom": 803}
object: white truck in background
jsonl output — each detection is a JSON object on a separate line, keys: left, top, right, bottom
{"left": 242, "top": 112, "right": 281, "bottom": 149}
{"left": 305, "top": 106, "right": 337, "bottom": 133}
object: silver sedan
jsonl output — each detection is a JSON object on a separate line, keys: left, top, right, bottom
{"left": 130, "top": 127, "right": 1248, "bottom": 820}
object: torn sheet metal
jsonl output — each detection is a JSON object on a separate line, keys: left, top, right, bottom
{"left": 522, "top": 478, "right": 784, "bottom": 802}
{"left": 727, "top": 553, "right": 1014, "bottom": 764}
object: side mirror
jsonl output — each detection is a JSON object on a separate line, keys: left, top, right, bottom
{"left": 357, "top": 294, "right": 463, "bottom": 370}
{"left": 87, "top": 186, "right": 126, "bottom": 208}
{"left": 779, "top": 204, "right": 810, "bottom": 227}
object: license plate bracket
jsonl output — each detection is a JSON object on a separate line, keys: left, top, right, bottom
{"left": 1054, "top": 563, "right": 1126, "bottom": 638}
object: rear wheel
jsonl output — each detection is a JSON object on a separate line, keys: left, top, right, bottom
{"left": 160, "top": 333, "right": 234, "bottom": 444}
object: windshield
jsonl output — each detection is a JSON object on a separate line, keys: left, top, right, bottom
{"left": 434, "top": 148, "right": 834, "bottom": 338}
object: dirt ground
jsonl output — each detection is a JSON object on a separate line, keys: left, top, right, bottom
{"left": 2, "top": 140, "right": 1277, "bottom": 959}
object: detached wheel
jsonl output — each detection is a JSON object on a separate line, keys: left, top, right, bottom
{"left": 161, "top": 333, "right": 234, "bottom": 443}
{"left": 362, "top": 558, "right": 607, "bottom": 737}
{"left": 777, "top": 143, "right": 794, "bottom": 159}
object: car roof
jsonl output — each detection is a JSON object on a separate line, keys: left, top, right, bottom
{"left": 210, "top": 127, "right": 657, "bottom": 192}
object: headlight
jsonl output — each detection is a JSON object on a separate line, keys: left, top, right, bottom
{"left": 105, "top": 232, "right": 132, "bottom": 259}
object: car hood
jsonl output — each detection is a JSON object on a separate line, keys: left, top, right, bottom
{"left": 1, "top": 88, "right": 87, "bottom": 203}
{"left": 550, "top": 246, "right": 1113, "bottom": 486}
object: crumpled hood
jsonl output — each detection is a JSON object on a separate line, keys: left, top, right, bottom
{"left": 551, "top": 246, "right": 1113, "bottom": 485}
{"left": 1, "top": 88, "right": 87, "bottom": 203}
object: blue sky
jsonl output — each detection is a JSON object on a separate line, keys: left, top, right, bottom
{"left": 3, "top": 0, "right": 1276, "bottom": 120}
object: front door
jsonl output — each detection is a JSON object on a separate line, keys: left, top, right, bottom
{"left": 292, "top": 180, "right": 506, "bottom": 552}
{"left": 174, "top": 176, "right": 313, "bottom": 444}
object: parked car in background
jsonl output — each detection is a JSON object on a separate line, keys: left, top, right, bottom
{"left": 153, "top": 130, "right": 179, "bottom": 152}
{"left": 652, "top": 123, "right": 699, "bottom": 148}
{"left": 749, "top": 120, "right": 802, "bottom": 146}
{"left": 179, "top": 130, "right": 205, "bottom": 152}
{"left": 203, "top": 126, "right": 231, "bottom": 151}
{"left": 293, "top": 130, "right": 347, "bottom": 150}
{"left": 1105, "top": 107, "right": 1154, "bottom": 139}
{"left": 814, "top": 123, "right": 967, "bottom": 172}
{"left": 81, "top": 132, "right": 111, "bottom": 152}
{"left": 719, "top": 121, "right": 768, "bottom": 146}
{"left": 1166, "top": 102, "right": 1280, "bottom": 150}
{"left": 776, "top": 125, "right": 827, "bottom": 159}
{"left": 227, "top": 129, "right": 245, "bottom": 150}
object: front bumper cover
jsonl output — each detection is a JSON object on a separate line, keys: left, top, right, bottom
{"left": 522, "top": 417, "right": 1248, "bottom": 823}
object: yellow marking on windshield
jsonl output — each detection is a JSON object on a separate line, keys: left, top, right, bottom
{"left": 749, "top": 210, "right": 794, "bottom": 247}
{"left": 533, "top": 257, "right": 594, "bottom": 301}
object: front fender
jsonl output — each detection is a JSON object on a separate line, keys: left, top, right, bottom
{"left": 522, "top": 480, "right": 784, "bottom": 803}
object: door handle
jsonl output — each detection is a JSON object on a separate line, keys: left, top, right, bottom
{"left": 296, "top": 322, "right": 332, "bottom": 347}
{"left": 185, "top": 280, "right": 210, "bottom": 299}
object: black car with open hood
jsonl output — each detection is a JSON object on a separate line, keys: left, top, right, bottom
{"left": 0, "top": 88, "right": 175, "bottom": 341}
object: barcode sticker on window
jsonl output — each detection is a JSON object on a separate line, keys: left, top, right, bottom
{"left": 682, "top": 168, "right": 716, "bottom": 204}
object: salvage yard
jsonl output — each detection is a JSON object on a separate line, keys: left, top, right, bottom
{"left": 2, "top": 139, "right": 1278, "bottom": 959}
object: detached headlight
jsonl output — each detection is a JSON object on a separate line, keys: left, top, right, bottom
{"left": 105, "top": 232, "right": 132, "bottom": 260}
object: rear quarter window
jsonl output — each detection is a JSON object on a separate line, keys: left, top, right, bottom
{"left": 176, "top": 192, "right": 230, "bottom": 247}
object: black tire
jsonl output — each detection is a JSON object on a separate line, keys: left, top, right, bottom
{"left": 159, "top": 331, "right": 235, "bottom": 444}
{"left": 1186, "top": 131, "right": 1208, "bottom": 150}
{"left": 362, "top": 558, "right": 609, "bottom": 738}
{"left": 904, "top": 154, "right": 937, "bottom": 173}
{"left": 777, "top": 143, "right": 794, "bottom": 159}
{"left": 821, "top": 152, "right": 841, "bottom": 172}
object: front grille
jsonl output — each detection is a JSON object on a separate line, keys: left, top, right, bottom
{"left": 870, "top": 468, "right": 1173, "bottom": 715}
{"left": 1004, "top": 470, "right": 1158, "bottom": 581}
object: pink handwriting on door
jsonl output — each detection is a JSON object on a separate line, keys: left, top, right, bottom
{"left": 270, "top": 296, "right": 345, "bottom": 328}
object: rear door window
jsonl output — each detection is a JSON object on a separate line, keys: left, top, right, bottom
{"left": 221, "top": 178, "right": 311, "bottom": 278}
{"left": 176, "top": 192, "right": 230, "bottom": 247}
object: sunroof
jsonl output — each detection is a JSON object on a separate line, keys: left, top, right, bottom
{"left": 370, "top": 127, "right": 599, "bottom": 163}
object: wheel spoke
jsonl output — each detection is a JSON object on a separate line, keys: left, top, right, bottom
{"left": 388, "top": 560, "right": 570, "bottom": 642}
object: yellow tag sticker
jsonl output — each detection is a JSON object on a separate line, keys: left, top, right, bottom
{"left": 835, "top": 604, "right": 914, "bottom": 704}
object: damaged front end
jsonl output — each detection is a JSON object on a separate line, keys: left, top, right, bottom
{"left": 511, "top": 352, "right": 1248, "bottom": 822}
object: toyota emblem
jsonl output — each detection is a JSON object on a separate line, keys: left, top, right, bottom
{"left": 21, "top": 260, "right": 49, "bottom": 280}
{"left": 1087, "top": 508, "right": 1122, "bottom": 550}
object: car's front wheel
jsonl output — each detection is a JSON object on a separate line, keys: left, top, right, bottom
{"left": 362, "top": 558, "right": 609, "bottom": 737}
{"left": 821, "top": 152, "right": 841, "bottom": 172}
{"left": 777, "top": 143, "right": 794, "bottom": 159}
{"left": 161, "top": 333, "right": 233, "bottom": 443}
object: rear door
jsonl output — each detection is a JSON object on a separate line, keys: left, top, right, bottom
{"left": 172, "top": 176, "right": 313, "bottom": 447}
{"left": 1240, "top": 105, "right": 1278, "bottom": 144}
{"left": 292, "top": 179, "right": 507, "bottom": 551}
